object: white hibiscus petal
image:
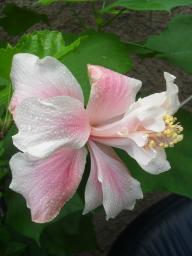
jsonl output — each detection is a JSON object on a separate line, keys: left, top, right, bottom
{"left": 13, "top": 96, "right": 90, "bottom": 158}
{"left": 9, "top": 147, "right": 87, "bottom": 223}
{"left": 10, "top": 53, "right": 84, "bottom": 112}
{"left": 84, "top": 141, "right": 143, "bottom": 219}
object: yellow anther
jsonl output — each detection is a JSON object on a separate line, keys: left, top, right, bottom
{"left": 163, "top": 114, "right": 170, "bottom": 120}
{"left": 146, "top": 114, "right": 183, "bottom": 150}
{"left": 177, "top": 126, "right": 183, "bottom": 132}
{"left": 168, "top": 118, "right": 173, "bottom": 124}
{"left": 172, "top": 133, "right": 177, "bottom": 138}
{"left": 177, "top": 134, "right": 183, "bottom": 142}
{"left": 173, "top": 117, "right": 177, "bottom": 122}
{"left": 148, "top": 140, "right": 156, "bottom": 148}
{"left": 166, "top": 129, "right": 172, "bottom": 135}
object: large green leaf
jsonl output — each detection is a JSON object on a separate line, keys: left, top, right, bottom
{"left": 0, "top": 47, "right": 19, "bottom": 81}
{"left": 38, "top": 0, "right": 95, "bottom": 4}
{"left": 38, "top": 0, "right": 56, "bottom": 3}
{"left": 0, "top": 41, "right": 6, "bottom": 48}
{"left": 1, "top": 125, "right": 17, "bottom": 160}
{"left": 0, "top": 224, "right": 27, "bottom": 256}
{"left": 62, "top": 31, "right": 132, "bottom": 103}
{"left": 0, "top": 4, "right": 48, "bottom": 36}
{"left": 0, "top": 86, "right": 10, "bottom": 107}
{"left": 40, "top": 213, "right": 97, "bottom": 255}
{"left": 0, "top": 30, "right": 132, "bottom": 107}
{"left": 0, "top": 165, "right": 8, "bottom": 181}
{"left": 0, "top": 125, "right": 17, "bottom": 182}
{"left": 5, "top": 192, "right": 45, "bottom": 244}
{"left": 103, "top": 0, "right": 192, "bottom": 12}
{"left": 117, "top": 109, "right": 192, "bottom": 197}
{"left": 17, "top": 30, "right": 81, "bottom": 59}
{"left": 143, "top": 15, "right": 192, "bottom": 74}
{"left": 0, "top": 30, "right": 81, "bottom": 81}
{"left": 0, "top": 30, "right": 82, "bottom": 116}
{"left": 5, "top": 191, "right": 84, "bottom": 243}
{"left": 0, "top": 223, "right": 48, "bottom": 256}
{"left": 0, "top": 47, "right": 18, "bottom": 135}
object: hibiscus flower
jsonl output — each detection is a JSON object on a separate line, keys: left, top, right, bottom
{"left": 9, "top": 53, "right": 183, "bottom": 223}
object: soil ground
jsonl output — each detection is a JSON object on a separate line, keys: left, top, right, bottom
{"left": 0, "top": 1, "right": 192, "bottom": 255}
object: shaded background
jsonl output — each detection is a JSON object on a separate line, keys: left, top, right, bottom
{"left": 0, "top": 1, "right": 192, "bottom": 255}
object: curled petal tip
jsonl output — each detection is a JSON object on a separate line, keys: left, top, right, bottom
{"left": 164, "top": 71, "right": 176, "bottom": 80}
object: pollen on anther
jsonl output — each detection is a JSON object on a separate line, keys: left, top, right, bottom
{"left": 146, "top": 114, "right": 183, "bottom": 150}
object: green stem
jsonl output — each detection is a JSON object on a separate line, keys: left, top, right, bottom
{"left": 101, "top": 8, "right": 127, "bottom": 28}
{"left": 1, "top": 84, "right": 12, "bottom": 136}
{"left": 101, "top": 0, "right": 107, "bottom": 10}
{"left": 91, "top": 2, "right": 104, "bottom": 31}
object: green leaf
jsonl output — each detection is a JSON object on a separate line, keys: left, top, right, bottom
{"left": 54, "top": 193, "right": 84, "bottom": 222}
{"left": 0, "top": 30, "right": 81, "bottom": 111}
{"left": 0, "top": 47, "right": 19, "bottom": 80}
{"left": 0, "top": 30, "right": 81, "bottom": 79}
{"left": 144, "top": 15, "right": 192, "bottom": 73}
{"left": 5, "top": 192, "right": 45, "bottom": 244}
{"left": 0, "top": 41, "right": 6, "bottom": 48}
{"left": 1, "top": 125, "right": 17, "bottom": 160}
{"left": 0, "top": 223, "right": 48, "bottom": 256}
{"left": 0, "top": 85, "right": 11, "bottom": 106}
{"left": 103, "top": 0, "right": 192, "bottom": 12}
{"left": 127, "top": 42, "right": 155, "bottom": 56}
{"left": 117, "top": 109, "right": 192, "bottom": 197}
{"left": 0, "top": 166, "right": 8, "bottom": 180}
{"left": 3, "top": 242, "right": 26, "bottom": 256}
{"left": 17, "top": 30, "right": 81, "bottom": 59}
{"left": 0, "top": 225, "right": 27, "bottom": 256}
{"left": 0, "top": 77, "right": 9, "bottom": 88}
{"left": 41, "top": 213, "right": 97, "bottom": 255}
{"left": 0, "top": 125, "right": 16, "bottom": 181}
{"left": 5, "top": 191, "right": 84, "bottom": 243}
{"left": 0, "top": 4, "right": 48, "bottom": 35}
{"left": 38, "top": 0, "right": 56, "bottom": 3}
{"left": 38, "top": 0, "right": 95, "bottom": 5}
{"left": 0, "top": 31, "right": 131, "bottom": 111}
{"left": 62, "top": 31, "right": 132, "bottom": 103}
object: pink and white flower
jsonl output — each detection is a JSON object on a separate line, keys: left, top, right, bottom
{"left": 9, "top": 53, "right": 183, "bottom": 223}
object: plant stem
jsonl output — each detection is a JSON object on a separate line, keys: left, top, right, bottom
{"left": 1, "top": 84, "right": 12, "bottom": 135}
{"left": 91, "top": 2, "right": 103, "bottom": 31}
{"left": 180, "top": 94, "right": 192, "bottom": 108}
{"left": 102, "top": 1, "right": 106, "bottom": 9}
{"left": 100, "top": 7, "right": 127, "bottom": 28}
